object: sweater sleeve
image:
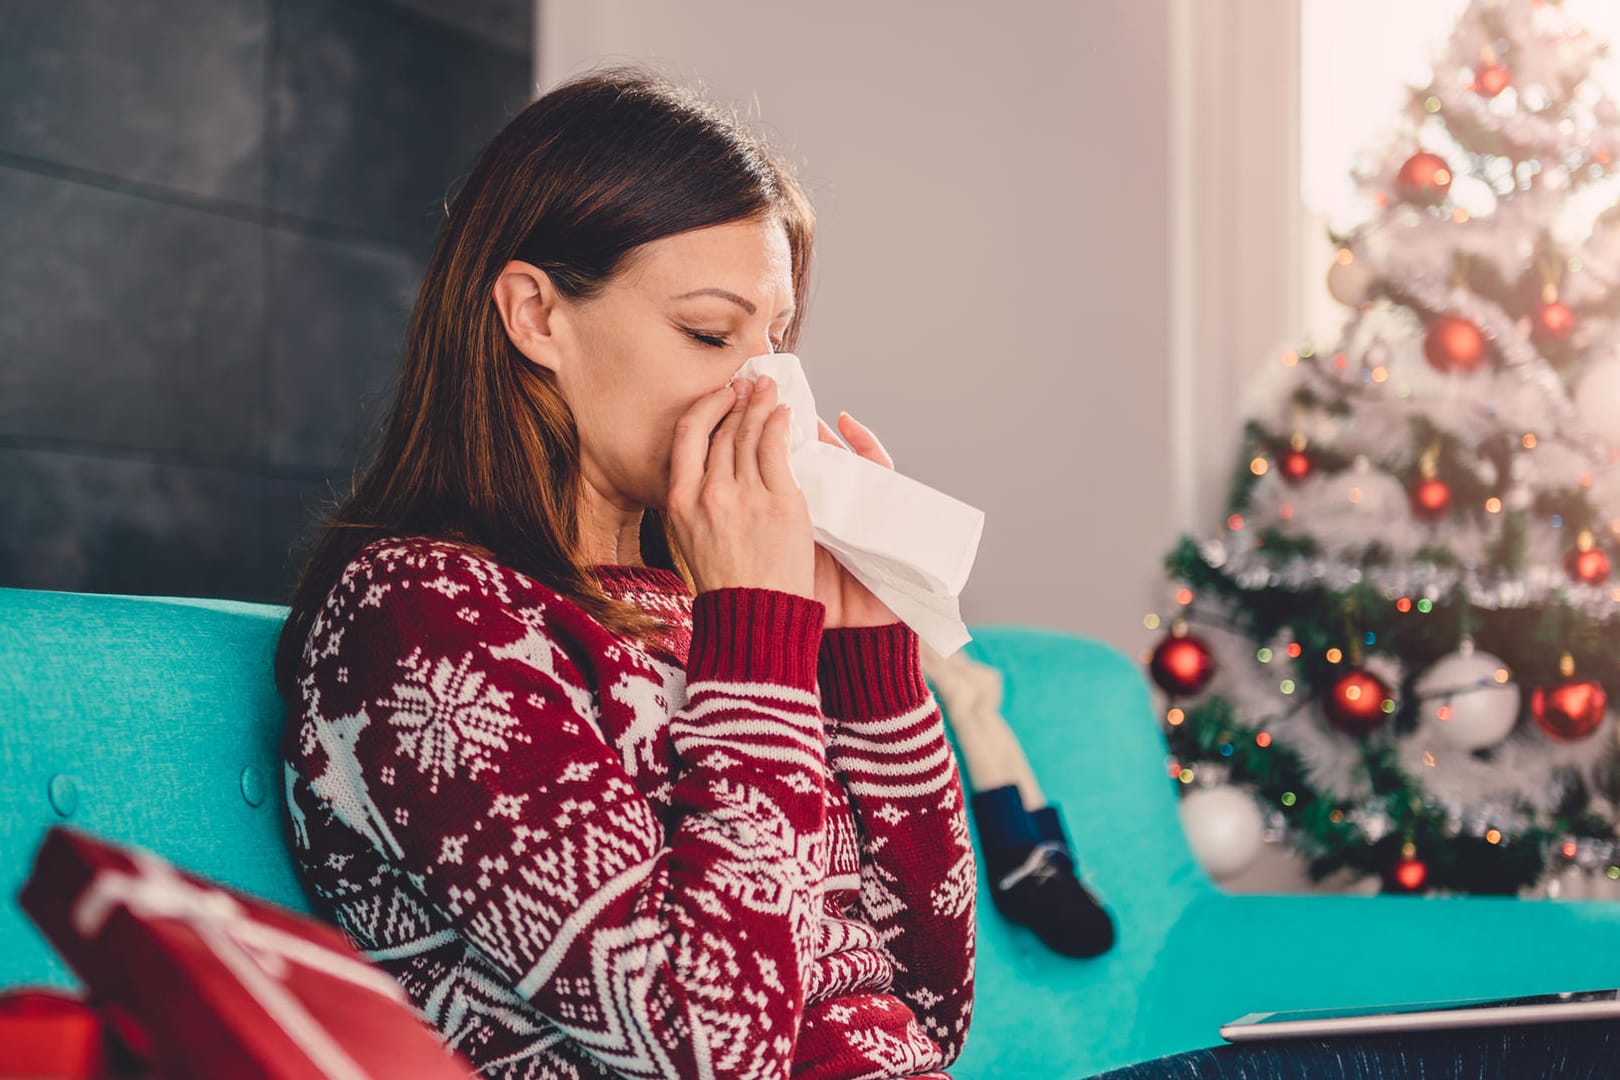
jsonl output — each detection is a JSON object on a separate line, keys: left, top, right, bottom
{"left": 815, "top": 623, "right": 978, "bottom": 1067}
{"left": 297, "top": 546, "right": 831, "bottom": 1079}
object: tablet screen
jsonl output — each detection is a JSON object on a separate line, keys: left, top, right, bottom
{"left": 1220, "top": 987, "right": 1620, "bottom": 1042}
{"left": 1241, "top": 988, "right": 1620, "bottom": 1026}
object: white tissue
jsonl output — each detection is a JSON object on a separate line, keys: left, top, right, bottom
{"left": 725, "top": 352, "right": 985, "bottom": 656}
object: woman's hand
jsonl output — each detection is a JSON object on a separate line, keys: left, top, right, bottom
{"left": 813, "top": 411, "right": 903, "bottom": 630}
{"left": 667, "top": 377, "right": 815, "bottom": 599}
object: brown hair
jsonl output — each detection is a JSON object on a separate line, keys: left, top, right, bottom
{"left": 272, "top": 63, "right": 816, "bottom": 698}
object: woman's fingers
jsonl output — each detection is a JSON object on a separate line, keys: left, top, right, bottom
{"left": 671, "top": 384, "right": 742, "bottom": 503}
{"left": 836, "top": 411, "right": 895, "bottom": 470}
{"left": 733, "top": 375, "right": 779, "bottom": 488}
{"left": 707, "top": 377, "right": 754, "bottom": 482}
{"left": 758, "top": 404, "right": 796, "bottom": 493}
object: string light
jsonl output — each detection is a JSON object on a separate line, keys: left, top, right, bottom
{"left": 1256, "top": 732, "right": 1273, "bottom": 748}
{"left": 1326, "top": 648, "right": 1343, "bottom": 663}
{"left": 1251, "top": 457, "right": 1269, "bottom": 476}
{"left": 1167, "top": 708, "right": 1185, "bottom": 726}
{"left": 1144, "top": 613, "right": 1161, "bottom": 629}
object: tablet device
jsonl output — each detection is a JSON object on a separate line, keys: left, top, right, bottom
{"left": 1221, "top": 987, "right": 1620, "bottom": 1042}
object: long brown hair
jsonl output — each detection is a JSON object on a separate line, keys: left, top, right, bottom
{"left": 273, "top": 64, "right": 817, "bottom": 698}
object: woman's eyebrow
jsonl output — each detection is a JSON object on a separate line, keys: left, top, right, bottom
{"left": 671, "top": 287, "right": 795, "bottom": 319}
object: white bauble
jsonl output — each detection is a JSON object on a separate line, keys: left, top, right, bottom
{"left": 1179, "top": 785, "right": 1266, "bottom": 880}
{"left": 1415, "top": 640, "right": 1521, "bottom": 751}
{"left": 1575, "top": 360, "right": 1620, "bottom": 447}
{"left": 1327, "top": 254, "right": 1376, "bottom": 307}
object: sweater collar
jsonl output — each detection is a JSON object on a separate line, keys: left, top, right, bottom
{"left": 589, "top": 563, "right": 691, "bottom": 596}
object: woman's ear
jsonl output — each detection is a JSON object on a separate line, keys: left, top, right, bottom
{"left": 493, "top": 260, "right": 566, "bottom": 375}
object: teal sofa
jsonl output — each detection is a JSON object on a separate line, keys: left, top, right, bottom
{"left": 6, "top": 584, "right": 1620, "bottom": 1078}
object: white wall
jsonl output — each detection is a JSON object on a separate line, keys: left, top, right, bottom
{"left": 535, "top": 1, "right": 1295, "bottom": 658}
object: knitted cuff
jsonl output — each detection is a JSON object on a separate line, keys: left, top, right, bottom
{"left": 688, "top": 588, "right": 825, "bottom": 690}
{"left": 817, "top": 622, "right": 929, "bottom": 720}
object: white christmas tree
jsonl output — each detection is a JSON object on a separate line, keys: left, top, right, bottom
{"left": 1147, "top": 0, "right": 1620, "bottom": 897}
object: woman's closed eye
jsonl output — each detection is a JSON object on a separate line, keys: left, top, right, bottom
{"left": 683, "top": 327, "right": 783, "bottom": 353}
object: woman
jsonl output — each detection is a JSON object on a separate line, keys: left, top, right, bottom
{"left": 274, "top": 65, "right": 976, "bottom": 1079}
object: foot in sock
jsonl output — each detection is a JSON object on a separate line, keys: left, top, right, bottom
{"left": 968, "top": 785, "right": 1116, "bottom": 958}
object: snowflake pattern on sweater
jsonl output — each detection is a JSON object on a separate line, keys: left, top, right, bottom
{"left": 280, "top": 536, "right": 976, "bottom": 1079}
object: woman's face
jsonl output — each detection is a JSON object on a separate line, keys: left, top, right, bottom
{"left": 502, "top": 215, "right": 797, "bottom": 511}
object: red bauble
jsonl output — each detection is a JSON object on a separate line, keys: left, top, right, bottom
{"left": 1393, "top": 856, "right": 1429, "bottom": 891}
{"left": 1280, "top": 450, "right": 1313, "bottom": 484}
{"left": 1324, "top": 669, "right": 1393, "bottom": 736}
{"left": 1423, "top": 315, "right": 1487, "bottom": 374}
{"left": 1474, "top": 63, "right": 1512, "bottom": 98}
{"left": 1534, "top": 300, "right": 1575, "bottom": 343}
{"left": 1531, "top": 681, "right": 1607, "bottom": 741}
{"left": 1396, "top": 152, "right": 1453, "bottom": 204}
{"left": 1566, "top": 546, "right": 1611, "bottom": 585}
{"left": 1150, "top": 633, "right": 1216, "bottom": 697}
{"left": 1410, "top": 477, "right": 1452, "bottom": 520}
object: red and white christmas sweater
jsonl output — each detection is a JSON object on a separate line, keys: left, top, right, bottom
{"left": 280, "top": 535, "right": 977, "bottom": 1079}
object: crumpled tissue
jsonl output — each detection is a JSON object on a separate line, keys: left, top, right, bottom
{"left": 725, "top": 351, "right": 984, "bottom": 657}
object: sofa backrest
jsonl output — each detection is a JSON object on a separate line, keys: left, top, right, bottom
{"left": 1, "top": 586, "right": 316, "bottom": 987}
{"left": 1, "top": 585, "right": 1210, "bottom": 993}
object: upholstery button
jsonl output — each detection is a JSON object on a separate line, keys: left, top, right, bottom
{"left": 48, "top": 774, "right": 80, "bottom": 818}
{"left": 240, "top": 766, "right": 266, "bottom": 808}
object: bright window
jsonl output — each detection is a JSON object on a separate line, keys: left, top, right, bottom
{"left": 1299, "top": 0, "right": 1620, "bottom": 347}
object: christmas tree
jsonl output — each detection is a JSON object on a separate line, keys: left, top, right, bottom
{"left": 1147, "top": 0, "right": 1620, "bottom": 897}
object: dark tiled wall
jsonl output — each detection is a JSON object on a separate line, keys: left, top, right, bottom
{"left": 0, "top": 0, "right": 533, "bottom": 604}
